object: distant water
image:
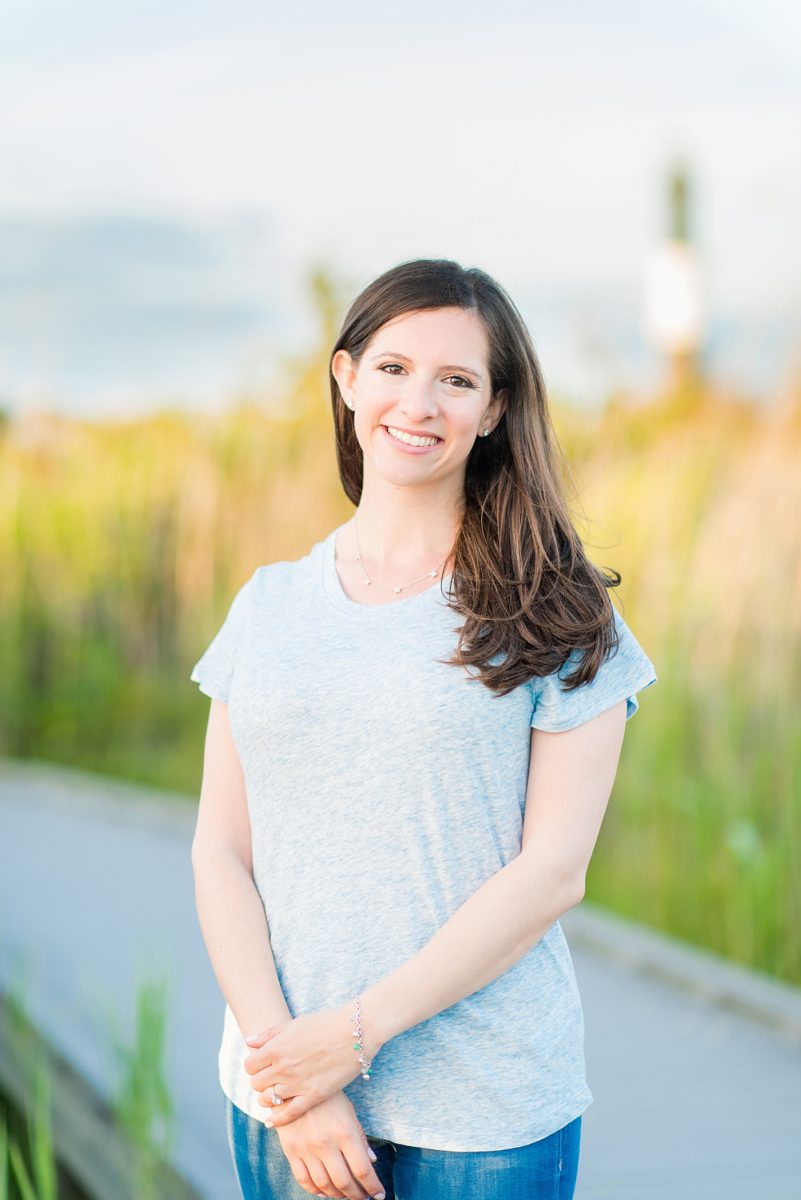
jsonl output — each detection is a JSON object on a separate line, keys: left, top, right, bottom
{"left": 0, "top": 214, "right": 792, "bottom": 419}
{"left": 0, "top": 212, "right": 304, "bottom": 418}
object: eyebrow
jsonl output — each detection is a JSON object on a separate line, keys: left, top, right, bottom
{"left": 369, "top": 351, "right": 483, "bottom": 382}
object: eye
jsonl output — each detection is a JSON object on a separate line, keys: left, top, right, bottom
{"left": 377, "top": 364, "right": 473, "bottom": 388}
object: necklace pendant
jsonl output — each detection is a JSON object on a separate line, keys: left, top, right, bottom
{"left": 351, "top": 516, "right": 448, "bottom": 597}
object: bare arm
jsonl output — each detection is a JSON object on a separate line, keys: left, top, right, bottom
{"left": 190, "top": 698, "right": 292, "bottom": 1036}
{"left": 191, "top": 697, "right": 387, "bottom": 1199}
{"left": 364, "top": 698, "right": 628, "bottom": 1046}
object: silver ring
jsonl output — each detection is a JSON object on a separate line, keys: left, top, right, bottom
{"left": 269, "top": 1086, "right": 284, "bottom": 1106}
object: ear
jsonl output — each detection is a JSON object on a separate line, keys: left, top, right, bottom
{"left": 487, "top": 387, "right": 508, "bottom": 432}
{"left": 332, "top": 348, "right": 357, "bottom": 409}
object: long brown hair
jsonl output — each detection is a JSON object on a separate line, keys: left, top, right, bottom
{"left": 328, "top": 258, "right": 623, "bottom": 698}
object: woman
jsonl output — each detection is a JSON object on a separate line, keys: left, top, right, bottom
{"left": 190, "top": 258, "right": 658, "bottom": 1200}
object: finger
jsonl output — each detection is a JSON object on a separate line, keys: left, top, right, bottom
{"left": 252, "top": 1080, "right": 292, "bottom": 1110}
{"left": 301, "top": 1155, "right": 343, "bottom": 1198}
{"left": 244, "top": 1028, "right": 276, "bottom": 1045}
{"left": 286, "top": 1152, "right": 310, "bottom": 1193}
{"left": 342, "top": 1136, "right": 385, "bottom": 1199}
{"left": 243, "top": 1047, "right": 272, "bottom": 1075}
{"left": 289, "top": 1154, "right": 327, "bottom": 1197}
{"left": 244, "top": 1047, "right": 284, "bottom": 1085}
{"left": 245, "top": 1060, "right": 280, "bottom": 1089}
{"left": 359, "top": 1129, "right": 378, "bottom": 1163}
{"left": 309, "top": 1185, "right": 346, "bottom": 1200}
{"left": 322, "top": 1148, "right": 375, "bottom": 1200}
{"left": 260, "top": 1094, "right": 314, "bottom": 1125}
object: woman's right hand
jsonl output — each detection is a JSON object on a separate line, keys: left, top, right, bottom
{"left": 274, "top": 1089, "right": 386, "bottom": 1199}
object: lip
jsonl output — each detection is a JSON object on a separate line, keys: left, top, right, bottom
{"left": 380, "top": 424, "right": 443, "bottom": 454}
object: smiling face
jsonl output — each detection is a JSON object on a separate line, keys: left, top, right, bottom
{"left": 332, "top": 306, "right": 505, "bottom": 495}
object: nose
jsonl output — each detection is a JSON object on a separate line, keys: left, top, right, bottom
{"left": 399, "top": 379, "right": 438, "bottom": 422}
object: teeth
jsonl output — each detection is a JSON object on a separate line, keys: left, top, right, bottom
{"left": 386, "top": 426, "right": 440, "bottom": 447}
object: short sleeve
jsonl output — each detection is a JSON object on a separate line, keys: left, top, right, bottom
{"left": 529, "top": 606, "right": 658, "bottom": 732}
{"left": 189, "top": 571, "right": 256, "bottom": 703}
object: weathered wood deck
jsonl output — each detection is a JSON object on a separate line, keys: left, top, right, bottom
{"left": 1, "top": 759, "right": 799, "bottom": 1199}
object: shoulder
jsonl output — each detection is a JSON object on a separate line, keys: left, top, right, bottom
{"left": 240, "top": 536, "right": 326, "bottom": 609}
{"left": 529, "top": 605, "right": 658, "bottom": 732}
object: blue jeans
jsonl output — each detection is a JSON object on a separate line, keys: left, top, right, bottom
{"left": 225, "top": 1095, "right": 581, "bottom": 1199}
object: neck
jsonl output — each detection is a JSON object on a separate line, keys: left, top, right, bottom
{"left": 349, "top": 479, "right": 463, "bottom": 573}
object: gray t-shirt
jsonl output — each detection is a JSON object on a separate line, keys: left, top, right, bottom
{"left": 190, "top": 522, "right": 658, "bottom": 1151}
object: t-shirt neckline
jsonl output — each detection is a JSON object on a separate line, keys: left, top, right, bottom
{"left": 320, "top": 524, "right": 454, "bottom": 616}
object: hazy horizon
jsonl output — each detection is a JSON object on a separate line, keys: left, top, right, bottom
{"left": 3, "top": 0, "right": 800, "bottom": 418}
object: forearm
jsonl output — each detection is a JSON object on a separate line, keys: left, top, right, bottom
{"left": 363, "top": 849, "right": 583, "bottom": 1052}
{"left": 192, "top": 847, "right": 292, "bottom": 1037}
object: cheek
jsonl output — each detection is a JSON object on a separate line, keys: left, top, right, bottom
{"left": 357, "top": 385, "right": 394, "bottom": 420}
{"left": 354, "top": 404, "right": 386, "bottom": 439}
{"left": 449, "top": 410, "right": 481, "bottom": 441}
{"left": 352, "top": 400, "right": 390, "bottom": 451}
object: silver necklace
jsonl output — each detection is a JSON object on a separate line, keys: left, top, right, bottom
{"left": 352, "top": 514, "right": 449, "bottom": 594}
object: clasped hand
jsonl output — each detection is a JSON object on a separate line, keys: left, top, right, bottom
{"left": 243, "top": 1004, "right": 379, "bottom": 1126}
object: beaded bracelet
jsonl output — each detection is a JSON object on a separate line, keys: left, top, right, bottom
{"left": 351, "top": 995, "right": 373, "bottom": 1079}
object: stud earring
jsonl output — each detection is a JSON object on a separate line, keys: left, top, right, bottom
{"left": 482, "top": 428, "right": 490, "bottom": 437}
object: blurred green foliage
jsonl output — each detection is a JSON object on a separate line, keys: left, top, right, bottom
{"left": 2, "top": 269, "right": 799, "bottom": 985}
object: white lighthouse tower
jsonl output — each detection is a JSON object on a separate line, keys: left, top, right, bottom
{"left": 644, "top": 164, "right": 704, "bottom": 390}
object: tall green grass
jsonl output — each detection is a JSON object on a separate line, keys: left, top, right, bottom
{"left": 1, "top": 1063, "right": 57, "bottom": 1200}
{"left": 104, "top": 975, "right": 174, "bottom": 1200}
{"left": 1, "top": 968, "right": 176, "bottom": 1198}
{"left": 1, "top": 302, "right": 799, "bottom": 985}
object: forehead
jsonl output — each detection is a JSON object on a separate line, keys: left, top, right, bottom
{"left": 368, "top": 307, "right": 489, "bottom": 361}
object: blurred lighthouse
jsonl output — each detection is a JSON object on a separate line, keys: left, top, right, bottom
{"left": 644, "top": 163, "right": 704, "bottom": 390}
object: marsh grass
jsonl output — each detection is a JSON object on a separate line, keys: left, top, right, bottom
{"left": 1, "top": 966, "right": 177, "bottom": 1199}
{"left": 1, "top": 970, "right": 63, "bottom": 1199}
{"left": 101, "top": 975, "right": 174, "bottom": 1200}
{"left": 1, "top": 1061, "right": 57, "bottom": 1200}
{"left": 2, "top": 342, "right": 799, "bottom": 983}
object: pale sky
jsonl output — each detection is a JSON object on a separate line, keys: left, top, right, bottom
{"left": 2, "top": 0, "right": 800, "bottom": 415}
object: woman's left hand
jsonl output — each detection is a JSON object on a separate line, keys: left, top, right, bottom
{"left": 242, "top": 1004, "right": 381, "bottom": 1126}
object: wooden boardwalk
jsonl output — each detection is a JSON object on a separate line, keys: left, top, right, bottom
{"left": 1, "top": 759, "right": 799, "bottom": 1199}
